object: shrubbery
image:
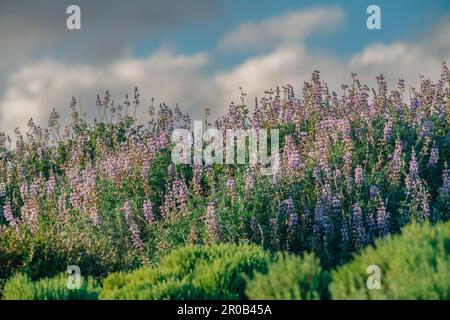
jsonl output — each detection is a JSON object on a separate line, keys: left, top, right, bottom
{"left": 2, "top": 273, "right": 100, "bottom": 300}
{"left": 330, "top": 221, "right": 450, "bottom": 299}
{"left": 246, "top": 252, "right": 331, "bottom": 300}
{"left": 100, "top": 244, "right": 271, "bottom": 299}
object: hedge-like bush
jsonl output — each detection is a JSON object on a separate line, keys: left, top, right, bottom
{"left": 2, "top": 273, "right": 101, "bottom": 300}
{"left": 245, "top": 252, "right": 331, "bottom": 300}
{"left": 100, "top": 244, "right": 271, "bottom": 300}
{"left": 330, "top": 221, "right": 450, "bottom": 299}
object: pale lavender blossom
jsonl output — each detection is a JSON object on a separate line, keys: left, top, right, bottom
{"left": 143, "top": 200, "right": 154, "bottom": 224}
{"left": 226, "top": 178, "right": 235, "bottom": 193}
{"left": 354, "top": 165, "right": 364, "bottom": 188}
{"left": 206, "top": 201, "right": 220, "bottom": 240}
{"left": 245, "top": 170, "right": 255, "bottom": 195}
{"left": 383, "top": 117, "right": 393, "bottom": 142}
{"left": 428, "top": 142, "right": 439, "bottom": 167}
{"left": 3, "top": 203, "right": 18, "bottom": 231}
{"left": 352, "top": 203, "right": 367, "bottom": 248}
{"left": 0, "top": 183, "right": 6, "bottom": 197}
{"left": 376, "top": 199, "right": 390, "bottom": 236}
{"left": 123, "top": 200, "right": 144, "bottom": 253}
{"left": 405, "top": 150, "right": 419, "bottom": 194}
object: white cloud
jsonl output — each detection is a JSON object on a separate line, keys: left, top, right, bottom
{"left": 219, "top": 7, "right": 345, "bottom": 51}
{"left": 0, "top": 49, "right": 214, "bottom": 135}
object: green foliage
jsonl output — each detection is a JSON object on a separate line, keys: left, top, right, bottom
{"left": 330, "top": 221, "right": 450, "bottom": 299}
{"left": 2, "top": 273, "right": 100, "bottom": 300}
{"left": 246, "top": 252, "right": 331, "bottom": 300}
{"left": 100, "top": 244, "right": 271, "bottom": 300}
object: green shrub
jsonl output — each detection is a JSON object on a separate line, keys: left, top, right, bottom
{"left": 330, "top": 221, "right": 450, "bottom": 299}
{"left": 2, "top": 273, "right": 101, "bottom": 300}
{"left": 245, "top": 252, "right": 331, "bottom": 300}
{"left": 100, "top": 244, "right": 271, "bottom": 300}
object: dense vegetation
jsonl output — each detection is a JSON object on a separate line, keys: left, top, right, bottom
{"left": 0, "top": 66, "right": 449, "bottom": 299}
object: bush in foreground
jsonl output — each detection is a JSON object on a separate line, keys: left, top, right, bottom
{"left": 246, "top": 252, "right": 331, "bottom": 300}
{"left": 100, "top": 244, "right": 271, "bottom": 300}
{"left": 330, "top": 221, "right": 450, "bottom": 299}
{"left": 2, "top": 273, "right": 100, "bottom": 300}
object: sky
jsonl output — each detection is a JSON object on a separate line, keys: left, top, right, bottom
{"left": 0, "top": 0, "right": 449, "bottom": 134}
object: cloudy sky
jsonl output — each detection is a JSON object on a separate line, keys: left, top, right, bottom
{"left": 0, "top": 0, "right": 449, "bottom": 134}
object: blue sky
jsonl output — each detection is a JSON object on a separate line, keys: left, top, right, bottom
{"left": 133, "top": 0, "right": 450, "bottom": 67}
{"left": 0, "top": 0, "right": 449, "bottom": 133}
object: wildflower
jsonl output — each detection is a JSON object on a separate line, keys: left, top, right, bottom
{"left": 206, "top": 201, "right": 220, "bottom": 240}
{"left": 354, "top": 165, "right": 364, "bottom": 188}
{"left": 428, "top": 142, "right": 439, "bottom": 167}
{"left": 369, "top": 185, "right": 379, "bottom": 200}
{"left": 340, "top": 218, "right": 350, "bottom": 243}
{"left": 376, "top": 199, "right": 390, "bottom": 237}
{"left": 0, "top": 182, "right": 6, "bottom": 197}
{"left": 405, "top": 150, "right": 419, "bottom": 194}
{"left": 3, "top": 203, "right": 18, "bottom": 231}
{"left": 383, "top": 117, "right": 393, "bottom": 142}
{"left": 352, "top": 203, "right": 367, "bottom": 248}
{"left": 21, "top": 203, "right": 38, "bottom": 233}
{"left": 389, "top": 139, "right": 403, "bottom": 184}
{"left": 226, "top": 178, "right": 235, "bottom": 193}
{"left": 123, "top": 201, "right": 144, "bottom": 253}
{"left": 46, "top": 174, "right": 56, "bottom": 198}
{"left": 192, "top": 163, "right": 202, "bottom": 195}
{"left": 143, "top": 200, "right": 154, "bottom": 224}
{"left": 249, "top": 215, "right": 259, "bottom": 235}
{"left": 90, "top": 208, "right": 101, "bottom": 227}
{"left": 440, "top": 162, "right": 449, "bottom": 196}
{"left": 313, "top": 200, "right": 331, "bottom": 246}
{"left": 283, "top": 135, "right": 301, "bottom": 171}
{"left": 245, "top": 170, "right": 255, "bottom": 196}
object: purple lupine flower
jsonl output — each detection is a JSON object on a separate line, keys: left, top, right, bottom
{"left": 279, "top": 197, "right": 298, "bottom": 241}
{"left": 57, "top": 194, "right": 67, "bottom": 222}
{"left": 20, "top": 183, "right": 29, "bottom": 201}
{"left": 376, "top": 199, "right": 390, "bottom": 237}
{"left": 22, "top": 204, "right": 38, "bottom": 233}
{"left": 389, "top": 139, "right": 403, "bottom": 184}
{"left": 331, "top": 194, "right": 341, "bottom": 214}
{"left": 206, "top": 201, "right": 220, "bottom": 240}
{"left": 269, "top": 217, "right": 280, "bottom": 249}
{"left": 192, "top": 163, "right": 202, "bottom": 195}
{"left": 3, "top": 203, "right": 18, "bottom": 231}
{"left": 143, "top": 200, "right": 154, "bottom": 224}
{"left": 405, "top": 150, "right": 419, "bottom": 194}
{"left": 340, "top": 218, "right": 350, "bottom": 243}
{"left": 46, "top": 174, "right": 56, "bottom": 198}
{"left": 283, "top": 135, "right": 301, "bottom": 171}
{"left": 245, "top": 170, "right": 255, "bottom": 196}
{"left": 352, "top": 203, "right": 367, "bottom": 248}
{"left": 365, "top": 210, "right": 377, "bottom": 242}
{"left": 174, "top": 177, "right": 189, "bottom": 209}
{"left": 280, "top": 197, "right": 295, "bottom": 217}
{"left": 354, "top": 165, "right": 364, "bottom": 188}
{"left": 369, "top": 185, "right": 379, "bottom": 200}
{"left": 440, "top": 162, "right": 449, "bottom": 196}
{"left": 428, "top": 142, "right": 439, "bottom": 167}
{"left": 250, "top": 215, "right": 258, "bottom": 235}
{"left": 226, "top": 178, "right": 235, "bottom": 193}
{"left": 123, "top": 200, "right": 144, "bottom": 253}
{"left": 90, "top": 208, "right": 101, "bottom": 227}
{"left": 0, "top": 182, "right": 6, "bottom": 197}
{"left": 383, "top": 117, "right": 393, "bottom": 142}
{"left": 419, "top": 189, "right": 430, "bottom": 223}
{"left": 313, "top": 200, "right": 331, "bottom": 245}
